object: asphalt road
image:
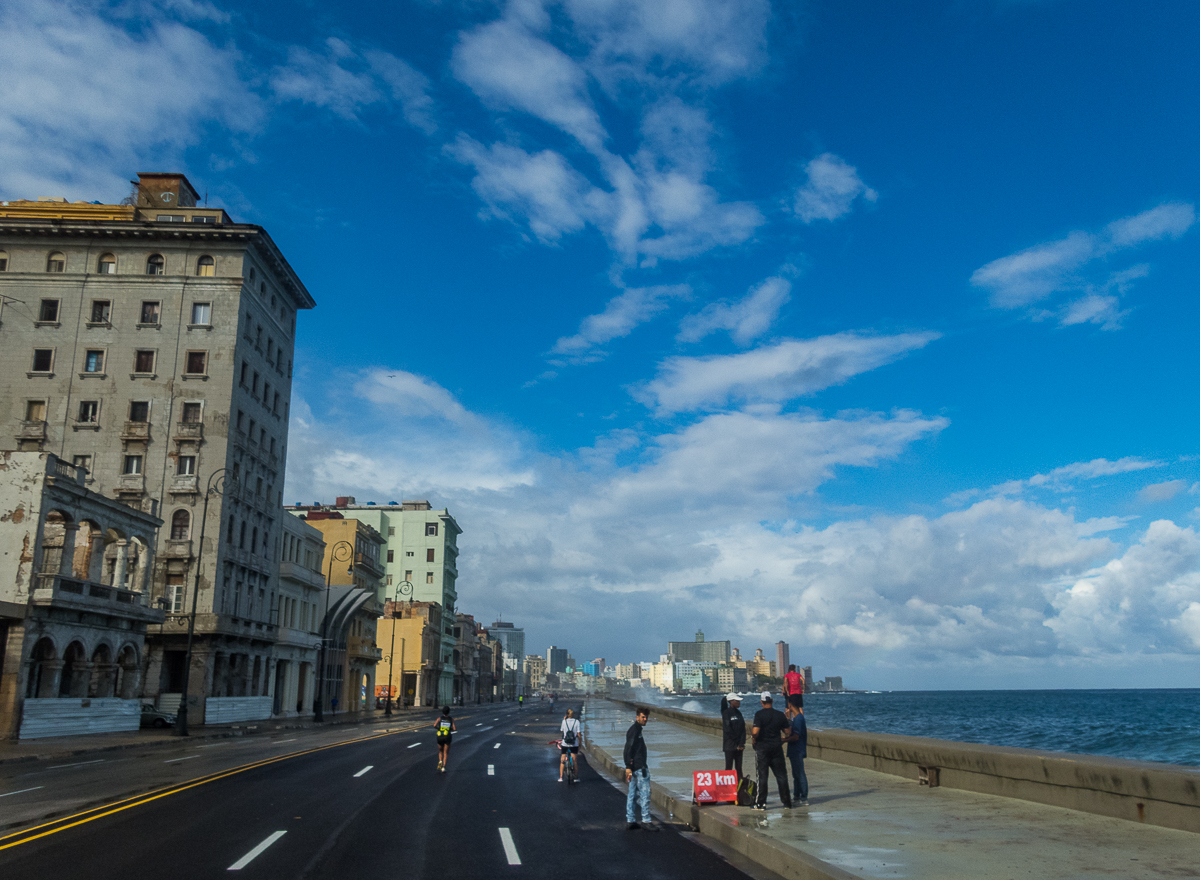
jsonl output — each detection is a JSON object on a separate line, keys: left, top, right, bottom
{"left": 0, "top": 701, "right": 765, "bottom": 880}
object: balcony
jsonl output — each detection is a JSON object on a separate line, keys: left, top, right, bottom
{"left": 354, "top": 552, "right": 386, "bottom": 579}
{"left": 120, "top": 421, "right": 151, "bottom": 442}
{"left": 116, "top": 473, "right": 145, "bottom": 494}
{"left": 278, "top": 560, "right": 326, "bottom": 590}
{"left": 169, "top": 474, "right": 199, "bottom": 494}
{"left": 18, "top": 420, "right": 47, "bottom": 441}
{"left": 31, "top": 573, "right": 164, "bottom": 624}
{"left": 173, "top": 422, "right": 204, "bottom": 443}
{"left": 164, "top": 539, "right": 193, "bottom": 559}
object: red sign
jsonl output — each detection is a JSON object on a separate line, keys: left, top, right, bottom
{"left": 693, "top": 769, "right": 738, "bottom": 804}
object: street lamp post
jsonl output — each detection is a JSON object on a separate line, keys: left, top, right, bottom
{"left": 314, "top": 540, "right": 354, "bottom": 723}
{"left": 384, "top": 580, "right": 413, "bottom": 717}
{"left": 176, "top": 468, "right": 232, "bottom": 737}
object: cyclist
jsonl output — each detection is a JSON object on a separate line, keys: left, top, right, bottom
{"left": 559, "top": 708, "right": 582, "bottom": 782}
{"left": 435, "top": 706, "right": 456, "bottom": 772}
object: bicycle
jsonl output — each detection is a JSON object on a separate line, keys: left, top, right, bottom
{"left": 549, "top": 739, "right": 579, "bottom": 784}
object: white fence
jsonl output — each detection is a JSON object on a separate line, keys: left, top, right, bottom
{"left": 19, "top": 698, "right": 141, "bottom": 739}
{"left": 203, "top": 696, "right": 273, "bottom": 724}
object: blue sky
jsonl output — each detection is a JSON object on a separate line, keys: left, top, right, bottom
{"left": 5, "top": 0, "right": 1199, "bottom": 688}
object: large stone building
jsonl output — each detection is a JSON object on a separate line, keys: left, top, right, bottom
{"left": 669, "top": 630, "right": 731, "bottom": 664}
{"left": 0, "top": 453, "right": 164, "bottom": 739}
{"left": 0, "top": 173, "right": 315, "bottom": 723}
{"left": 284, "top": 497, "right": 462, "bottom": 704}
{"left": 274, "top": 514, "right": 325, "bottom": 717}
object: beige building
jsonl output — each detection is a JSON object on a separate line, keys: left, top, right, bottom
{"left": 376, "top": 600, "right": 443, "bottom": 708}
{"left": 524, "top": 654, "right": 547, "bottom": 691}
{"left": 0, "top": 452, "right": 163, "bottom": 739}
{"left": 0, "top": 173, "right": 316, "bottom": 724}
{"left": 273, "top": 514, "right": 325, "bottom": 716}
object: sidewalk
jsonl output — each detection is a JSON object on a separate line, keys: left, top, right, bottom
{"left": 0, "top": 706, "right": 440, "bottom": 767}
{"left": 582, "top": 700, "right": 1198, "bottom": 880}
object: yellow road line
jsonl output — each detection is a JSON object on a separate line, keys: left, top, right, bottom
{"left": 0, "top": 721, "right": 433, "bottom": 852}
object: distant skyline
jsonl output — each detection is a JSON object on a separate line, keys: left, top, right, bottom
{"left": 4, "top": 0, "right": 1198, "bottom": 690}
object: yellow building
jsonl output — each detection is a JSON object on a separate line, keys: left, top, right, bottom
{"left": 375, "top": 601, "right": 443, "bottom": 708}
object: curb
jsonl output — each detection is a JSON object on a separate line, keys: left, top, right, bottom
{"left": 583, "top": 729, "right": 857, "bottom": 880}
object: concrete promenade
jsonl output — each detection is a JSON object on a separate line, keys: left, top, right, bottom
{"left": 583, "top": 699, "right": 1199, "bottom": 880}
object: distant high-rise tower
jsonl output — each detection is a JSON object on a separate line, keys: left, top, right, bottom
{"left": 776, "top": 641, "right": 790, "bottom": 674}
{"left": 803, "top": 666, "right": 813, "bottom": 694}
{"left": 547, "top": 645, "right": 568, "bottom": 675}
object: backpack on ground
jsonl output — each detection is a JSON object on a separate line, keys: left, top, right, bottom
{"left": 736, "top": 776, "right": 756, "bottom": 806}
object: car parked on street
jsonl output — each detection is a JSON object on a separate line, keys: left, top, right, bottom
{"left": 140, "top": 703, "right": 177, "bottom": 729}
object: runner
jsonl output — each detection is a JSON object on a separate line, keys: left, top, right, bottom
{"left": 435, "top": 705, "right": 456, "bottom": 772}
{"left": 559, "top": 708, "right": 582, "bottom": 782}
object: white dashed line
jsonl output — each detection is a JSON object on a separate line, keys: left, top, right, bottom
{"left": 47, "top": 759, "right": 104, "bottom": 769}
{"left": 354, "top": 765, "right": 374, "bottom": 777}
{"left": 274, "top": 738, "right": 297, "bottom": 744}
{"left": 488, "top": 765, "right": 495, "bottom": 776}
{"left": 0, "top": 786, "right": 43, "bottom": 798}
{"left": 164, "top": 755, "right": 200, "bottom": 764}
{"left": 476, "top": 723, "right": 483, "bottom": 726}
{"left": 499, "top": 828, "right": 521, "bottom": 865}
{"left": 407, "top": 742, "right": 421, "bottom": 749}
{"left": 227, "top": 830, "right": 287, "bottom": 871}
{"left": 493, "top": 743, "right": 501, "bottom": 749}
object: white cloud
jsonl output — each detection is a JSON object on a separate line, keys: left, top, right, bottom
{"left": 271, "top": 38, "right": 435, "bottom": 131}
{"left": 1139, "top": 480, "right": 1189, "bottom": 504}
{"left": 678, "top": 275, "right": 791, "bottom": 346}
{"left": 948, "top": 456, "right": 1165, "bottom": 505}
{"left": 971, "top": 203, "right": 1195, "bottom": 322}
{"left": 791, "top": 153, "right": 878, "bottom": 224}
{"left": 0, "top": 0, "right": 260, "bottom": 201}
{"left": 550, "top": 284, "right": 690, "bottom": 363}
{"left": 638, "top": 331, "right": 941, "bottom": 413}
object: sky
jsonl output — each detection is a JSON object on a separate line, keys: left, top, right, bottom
{"left": 4, "top": 0, "right": 1199, "bottom": 690}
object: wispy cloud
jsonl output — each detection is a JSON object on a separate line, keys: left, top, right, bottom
{"left": 637, "top": 331, "right": 941, "bottom": 413}
{"left": 971, "top": 202, "right": 1195, "bottom": 327}
{"left": 550, "top": 284, "right": 691, "bottom": 364}
{"left": 678, "top": 275, "right": 791, "bottom": 346}
{"left": 1138, "top": 480, "right": 1189, "bottom": 504}
{"left": 791, "top": 153, "right": 878, "bottom": 223}
{"left": 947, "top": 456, "right": 1165, "bottom": 506}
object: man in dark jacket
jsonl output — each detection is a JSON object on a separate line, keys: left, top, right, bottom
{"left": 720, "top": 693, "right": 746, "bottom": 779}
{"left": 786, "top": 703, "right": 809, "bottom": 805}
{"left": 750, "top": 692, "right": 792, "bottom": 810}
{"left": 623, "top": 708, "right": 657, "bottom": 830}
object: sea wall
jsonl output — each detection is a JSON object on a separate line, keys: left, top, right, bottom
{"left": 603, "top": 698, "right": 1200, "bottom": 834}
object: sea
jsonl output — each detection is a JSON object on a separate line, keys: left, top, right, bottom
{"left": 631, "top": 689, "right": 1200, "bottom": 768}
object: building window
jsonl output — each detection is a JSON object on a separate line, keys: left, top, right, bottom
{"left": 171, "top": 510, "right": 191, "bottom": 540}
{"left": 386, "top": 550, "right": 395, "bottom": 562}
{"left": 273, "top": 392, "right": 280, "bottom": 415}
{"left": 184, "top": 351, "right": 208, "bottom": 375}
{"left": 156, "top": 214, "right": 184, "bottom": 222}
{"left": 140, "top": 301, "right": 160, "bottom": 324}
{"left": 236, "top": 410, "right": 245, "bottom": 431}
{"left": 249, "top": 267, "right": 256, "bottom": 283}
{"left": 167, "top": 574, "right": 184, "bottom": 612}
{"left": 83, "top": 349, "right": 105, "bottom": 373}
{"left": 129, "top": 400, "right": 149, "bottom": 422}
{"left": 46, "top": 252, "right": 65, "bottom": 272}
{"left": 146, "top": 254, "right": 165, "bottom": 275}
{"left": 98, "top": 253, "right": 116, "bottom": 274}
{"left": 191, "top": 302, "right": 211, "bottom": 324}
{"left": 404, "top": 570, "right": 412, "bottom": 581}
{"left": 90, "top": 300, "right": 111, "bottom": 323}
{"left": 239, "top": 522, "right": 247, "bottom": 548}
{"left": 123, "top": 454, "right": 142, "bottom": 475}
{"left": 425, "top": 522, "right": 438, "bottom": 536}
{"left": 195, "top": 256, "right": 215, "bottom": 277}
{"left": 0, "top": 250, "right": 8, "bottom": 271}
{"left": 72, "top": 454, "right": 92, "bottom": 472}
{"left": 405, "top": 551, "right": 414, "bottom": 557}
{"left": 388, "top": 527, "right": 396, "bottom": 536}
{"left": 426, "top": 572, "right": 435, "bottom": 584}
{"left": 25, "top": 400, "right": 47, "bottom": 422}
{"left": 31, "top": 349, "right": 54, "bottom": 372}
{"left": 38, "top": 299, "right": 60, "bottom": 322}
{"left": 387, "top": 575, "right": 394, "bottom": 585}
{"left": 133, "top": 350, "right": 155, "bottom": 373}
{"left": 177, "top": 455, "right": 196, "bottom": 475}
{"left": 181, "top": 402, "right": 202, "bottom": 423}
{"left": 191, "top": 215, "right": 215, "bottom": 224}
{"left": 426, "top": 548, "right": 435, "bottom": 562}
{"left": 77, "top": 400, "right": 99, "bottom": 423}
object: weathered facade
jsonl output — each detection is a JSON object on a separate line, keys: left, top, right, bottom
{"left": 0, "top": 452, "right": 163, "bottom": 739}
{"left": 0, "top": 173, "right": 316, "bottom": 724}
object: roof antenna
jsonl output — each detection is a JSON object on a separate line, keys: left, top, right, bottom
{"left": 204, "top": 190, "right": 208, "bottom": 207}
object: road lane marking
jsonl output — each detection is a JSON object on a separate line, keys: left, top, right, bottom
{"left": 407, "top": 742, "right": 421, "bottom": 749}
{"left": 274, "top": 738, "right": 297, "bottom": 744}
{"left": 164, "top": 755, "right": 200, "bottom": 764}
{"left": 0, "top": 720, "right": 436, "bottom": 852}
{"left": 47, "top": 760, "right": 104, "bottom": 769}
{"left": 353, "top": 766, "right": 374, "bottom": 777}
{"left": 493, "top": 743, "right": 501, "bottom": 749}
{"left": 488, "top": 765, "right": 494, "bottom": 776}
{"left": 200, "top": 743, "right": 227, "bottom": 748}
{"left": 475, "top": 723, "right": 483, "bottom": 726}
{"left": 0, "top": 787, "right": 43, "bottom": 798}
{"left": 228, "top": 830, "right": 287, "bottom": 870}
{"left": 499, "top": 828, "right": 520, "bottom": 865}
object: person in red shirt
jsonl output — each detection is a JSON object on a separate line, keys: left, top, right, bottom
{"left": 783, "top": 665, "right": 804, "bottom": 712}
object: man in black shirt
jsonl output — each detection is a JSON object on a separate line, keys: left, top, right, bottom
{"left": 720, "top": 693, "right": 746, "bottom": 779}
{"left": 750, "top": 692, "right": 792, "bottom": 810}
{"left": 623, "top": 708, "right": 658, "bottom": 830}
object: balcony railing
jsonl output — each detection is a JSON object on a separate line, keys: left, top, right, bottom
{"left": 18, "top": 420, "right": 47, "bottom": 441}
{"left": 31, "top": 573, "right": 163, "bottom": 623}
{"left": 354, "top": 552, "right": 386, "bottom": 578}
{"left": 116, "top": 473, "right": 145, "bottom": 494}
{"left": 164, "top": 539, "right": 193, "bottom": 559}
{"left": 120, "top": 421, "right": 151, "bottom": 441}
{"left": 173, "top": 422, "right": 204, "bottom": 442}
{"left": 169, "top": 474, "right": 199, "bottom": 494}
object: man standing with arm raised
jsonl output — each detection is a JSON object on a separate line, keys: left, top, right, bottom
{"left": 623, "top": 708, "right": 658, "bottom": 831}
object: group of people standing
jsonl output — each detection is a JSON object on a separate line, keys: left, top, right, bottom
{"left": 721, "top": 664, "right": 809, "bottom": 809}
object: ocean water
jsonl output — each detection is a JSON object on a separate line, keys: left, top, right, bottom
{"left": 636, "top": 689, "right": 1200, "bottom": 768}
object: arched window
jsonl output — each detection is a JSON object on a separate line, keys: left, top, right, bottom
{"left": 259, "top": 281, "right": 266, "bottom": 294}
{"left": 98, "top": 253, "right": 117, "bottom": 274}
{"left": 47, "top": 251, "right": 66, "bottom": 272}
{"left": 146, "top": 254, "right": 165, "bottom": 276}
{"left": 196, "top": 255, "right": 215, "bottom": 277}
{"left": 170, "top": 509, "right": 190, "bottom": 540}
{"left": 249, "top": 267, "right": 256, "bottom": 283}
{"left": 0, "top": 250, "right": 9, "bottom": 271}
